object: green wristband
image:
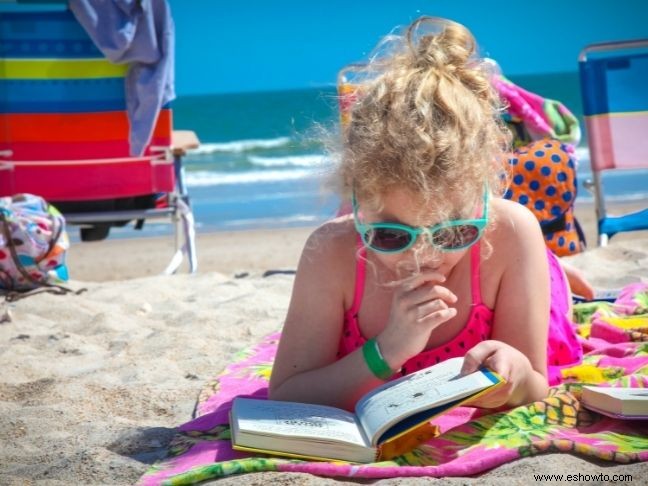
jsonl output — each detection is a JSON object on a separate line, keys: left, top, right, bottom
{"left": 362, "top": 338, "right": 394, "bottom": 380}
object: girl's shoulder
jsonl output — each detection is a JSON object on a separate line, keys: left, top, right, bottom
{"left": 474, "top": 198, "right": 550, "bottom": 310}
{"left": 485, "top": 197, "right": 549, "bottom": 276}
{"left": 300, "top": 214, "right": 358, "bottom": 272}
{"left": 489, "top": 197, "right": 545, "bottom": 245}
{"left": 296, "top": 215, "right": 359, "bottom": 311}
{"left": 308, "top": 213, "right": 357, "bottom": 251}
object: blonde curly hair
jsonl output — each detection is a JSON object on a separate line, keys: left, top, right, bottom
{"left": 336, "top": 16, "right": 511, "bottom": 218}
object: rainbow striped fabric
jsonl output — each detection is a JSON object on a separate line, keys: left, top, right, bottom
{"left": 0, "top": 9, "right": 174, "bottom": 201}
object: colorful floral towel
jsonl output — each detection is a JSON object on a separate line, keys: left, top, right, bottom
{"left": 139, "top": 283, "right": 648, "bottom": 485}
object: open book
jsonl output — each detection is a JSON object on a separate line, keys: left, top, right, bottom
{"left": 230, "top": 357, "right": 504, "bottom": 463}
{"left": 581, "top": 386, "right": 648, "bottom": 419}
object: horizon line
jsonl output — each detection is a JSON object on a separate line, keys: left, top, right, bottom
{"left": 175, "top": 70, "right": 581, "bottom": 98}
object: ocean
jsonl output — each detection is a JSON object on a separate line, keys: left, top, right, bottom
{"left": 116, "top": 72, "right": 648, "bottom": 237}
{"left": 172, "top": 87, "right": 341, "bottom": 234}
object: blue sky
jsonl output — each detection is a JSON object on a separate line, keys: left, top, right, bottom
{"left": 170, "top": 0, "right": 648, "bottom": 96}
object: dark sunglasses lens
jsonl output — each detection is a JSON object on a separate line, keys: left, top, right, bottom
{"left": 366, "top": 227, "right": 412, "bottom": 251}
{"left": 431, "top": 225, "right": 480, "bottom": 249}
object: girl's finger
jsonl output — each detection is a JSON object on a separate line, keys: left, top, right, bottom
{"left": 461, "top": 340, "right": 500, "bottom": 374}
{"left": 402, "top": 284, "right": 457, "bottom": 307}
{"left": 402, "top": 270, "right": 447, "bottom": 291}
{"left": 418, "top": 307, "right": 457, "bottom": 325}
{"left": 484, "top": 353, "right": 511, "bottom": 382}
{"left": 414, "top": 298, "right": 448, "bottom": 320}
{"left": 469, "top": 383, "right": 512, "bottom": 408}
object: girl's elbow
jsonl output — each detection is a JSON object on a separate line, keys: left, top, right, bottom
{"left": 268, "top": 371, "right": 300, "bottom": 402}
{"left": 267, "top": 375, "right": 285, "bottom": 401}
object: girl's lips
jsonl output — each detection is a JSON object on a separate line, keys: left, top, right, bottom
{"left": 419, "top": 264, "right": 442, "bottom": 272}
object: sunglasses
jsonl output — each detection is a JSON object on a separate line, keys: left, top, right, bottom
{"left": 352, "top": 191, "right": 489, "bottom": 253}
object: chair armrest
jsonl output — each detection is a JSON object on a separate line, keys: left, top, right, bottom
{"left": 171, "top": 130, "right": 200, "bottom": 157}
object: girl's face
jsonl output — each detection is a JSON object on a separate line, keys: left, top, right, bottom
{"left": 357, "top": 187, "right": 471, "bottom": 278}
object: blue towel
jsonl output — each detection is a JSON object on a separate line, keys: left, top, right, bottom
{"left": 69, "top": 0, "right": 175, "bottom": 156}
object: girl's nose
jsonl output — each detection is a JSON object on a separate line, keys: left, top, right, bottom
{"left": 408, "top": 234, "right": 443, "bottom": 264}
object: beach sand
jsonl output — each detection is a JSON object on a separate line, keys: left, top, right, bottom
{"left": 1, "top": 201, "right": 647, "bottom": 485}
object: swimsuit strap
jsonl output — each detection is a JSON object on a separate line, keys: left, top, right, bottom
{"left": 347, "top": 237, "right": 367, "bottom": 317}
{"left": 470, "top": 241, "right": 482, "bottom": 306}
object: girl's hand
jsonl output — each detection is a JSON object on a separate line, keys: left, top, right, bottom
{"left": 377, "top": 271, "right": 458, "bottom": 370}
{"left": 460, "top": 340, "right": 534, "bottom": 409}
{"left": 560, "top": 260, "right": 595, "bottom": 300}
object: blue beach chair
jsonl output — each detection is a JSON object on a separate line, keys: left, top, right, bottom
{"left": 579, "top": 39, "right": 648, "bottom": 246}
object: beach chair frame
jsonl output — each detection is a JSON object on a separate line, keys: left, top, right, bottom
{"left": 578, "top": 39, "right": 648, "bottom": 246}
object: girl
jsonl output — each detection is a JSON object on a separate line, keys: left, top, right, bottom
{"left": 268, "top": 17, "right": 582, "bottom": 411}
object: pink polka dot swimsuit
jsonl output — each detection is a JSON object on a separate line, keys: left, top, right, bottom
{"left": 337, "top": 240, "right": 582, "bottom": 385}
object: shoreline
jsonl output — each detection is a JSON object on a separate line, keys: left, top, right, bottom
{"left": 65, "top": 198, "right": 648, "bottom": 283}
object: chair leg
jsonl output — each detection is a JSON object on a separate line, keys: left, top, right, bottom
{"left": 598, "top": 233, "right": 609, "bottom": 247}
{"left": 160, "top": 152, "right": 197, "bottom": 274}
{"left": 179, "top": 198, "right": 198, "bottom": 273}
{"left": 162, "top": 198, "right": 197, "bottom": 275}
{"left": 163, "top": 210, "right": 183, "bottom": 275}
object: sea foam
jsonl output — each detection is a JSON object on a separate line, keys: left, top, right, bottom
{"left": 185, "top": 169, "right": 319, "bottom": 186}
{"left": 189, "top": 137, "right": 292, "bottom": 154}
{"left": 248, "top": 154, "right": 330, "bottom": 168}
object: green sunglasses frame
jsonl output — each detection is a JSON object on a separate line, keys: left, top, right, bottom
{"left": 352, "top": 190, "right": 490, "bottom": 254}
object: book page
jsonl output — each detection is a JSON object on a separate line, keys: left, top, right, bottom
{"left": 355, "top": 357, "right": 497, "bottom": 444}
{"left": 232, "top": 398, "right": 370, "bottom": 447}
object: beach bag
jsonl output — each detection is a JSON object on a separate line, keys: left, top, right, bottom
{"left": 0, "top": 194, "right": 71, "bottom": 298}
{"left": 504, "top": 139, "right": 585, "bottom": 256}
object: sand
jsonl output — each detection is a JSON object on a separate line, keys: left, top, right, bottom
{"left": 1, "top": 200, "right": 647, "bottom": 485}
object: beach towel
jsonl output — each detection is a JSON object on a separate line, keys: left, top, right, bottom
{"left": 139, "top": 283, "right": 648, "bottom": 485}
{"left": 69, "top": 0, "right": 175, "bottom": 156}
{"left": 492, "top": 74, "right": 581, "bottom": 149}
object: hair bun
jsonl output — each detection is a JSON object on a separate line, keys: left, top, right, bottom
{"left": 407, "top": 17, "right": 476, "bottom": 73}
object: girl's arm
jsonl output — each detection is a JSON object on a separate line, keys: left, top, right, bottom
{"left": 268, "top": 223, "right": 386, "bottom": 410}
{"left": 269, "top": 220, "right": 457, "bottom": 410}
{"left": 463, "top": 200, "right": 551, "bottom": 407}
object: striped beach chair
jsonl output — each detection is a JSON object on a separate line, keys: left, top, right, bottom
{"left": 579, "top": 39, "right": 648, "bottom": 246}
{"left": 0, "top": 6, "right": 198, "bottom": 273}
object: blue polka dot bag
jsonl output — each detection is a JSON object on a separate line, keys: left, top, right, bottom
{"left": 504, "top": 139, "right": 585, "bottom": 256}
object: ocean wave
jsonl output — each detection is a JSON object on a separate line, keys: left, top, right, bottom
{"left": 248, "top": 154, "right": 331, "bottom": 168}
{"left": 206, "top": 190, "right": 325, "bottom": 204}
{"left": 189, "top": 137, "right": 292, "bottom": 154}
{"left": 185, "top": 169, "right": 319, "bottom": 186}
{"left": 220, "top": 214, "right": 325, "bottom": 228}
